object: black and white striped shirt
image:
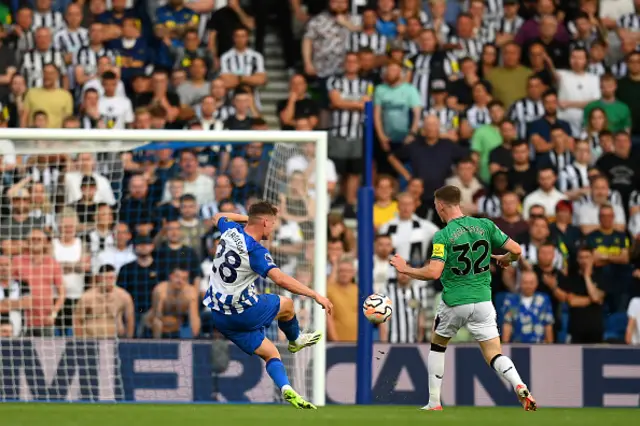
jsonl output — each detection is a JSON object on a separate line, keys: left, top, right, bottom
{"left": 386, "top": 270, "right": 428, "bottom": 344}
{"left": 447, "top": 34, "right": 484, "bottom": 61}
{"left": 541, "top": 150, "right": 574, "bottom": 176}
{"left": 476, "top": 0, "right": 504, "bottom": 25}
{"left": 27, "top": 165, "right": 62, "bottom": 195}
{"left": 424, "top": 106, "right": 459, "bottom": 131}
{"left": 629, "top": 190, "right": 640, "bottom": 210}
{"left": 558, "top": 162, "right": 590, "bottom": 192}
{"left": 611, "top": 60, "right": 628, "bottom": 79}
{"left": 0, "top": 279, "right": 30, "bottom": 337}
{"left": 477, "top": 194, "right": 502, "bottom": 218}
{"left": 326, "top": 74, "right": 370, "bottom": 139}
{"left": 402, "top": 39, "right": 419, "bottom": 58}
{"left": 214, "top": 103, "right": 235, "bottom": 122}
{"left": 32, "top": 10, "right": 66, "bottom": 32}
{"left": 74, "top": 46, "right": 116, "bottom": 77}
{"left": 617, "top": 13, "right": 640, "bottom": 30}
{"left": 495, "top": 16, "right": 524, "bottom": 34}
{"left": 508, "top": 97, "right": 545, "bottom": 139}
{"left": 346, "top": 31, "right": 387, "bottom": 55}
{"left": 21, "top": 48, "right": 66, "bottom": 88}
{"left": 463, "top": 104, "right": 491, "bottom": 128}
{"left": 85, "top": 230, "right": 115, "bottom": 255}
{"left": 411, "top": 52, "right": 456, "bottom": 108}
{"left": 587, "top": 60, "right": 610, "bottom": 77}
{"left": 574, "top": 189, "right": 623, "bottom": 210}
{"left": 15, "top": 30, "right": 35, "bottom": 55}
{"left": 54, "top": 28, "right": 90, "bottom": 55}
{"left": 379, "top": 215, "right": 439, "bottom": 267}
{"left": 200, "top": 200, "right": 247, "bottom": 219}
{"left": 220, "top": 47, "right": 265, "bottom": 106}
{"left": 519, "top": 240, "right": 565, "bottom": 270}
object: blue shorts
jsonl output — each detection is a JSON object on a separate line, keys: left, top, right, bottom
{"left": 210, "top": 293, "right": 281, "bottom": 355}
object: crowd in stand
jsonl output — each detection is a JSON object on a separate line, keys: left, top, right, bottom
{"left": 0, "top": 0, "right": 638, "bottom": 346}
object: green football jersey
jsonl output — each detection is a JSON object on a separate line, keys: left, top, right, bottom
{"left": 431, "top": 216, "right": 509, "bottom": 307}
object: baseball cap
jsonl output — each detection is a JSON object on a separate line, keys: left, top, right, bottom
{"left": 431, "top": 79, "right": 448, "bottom": 93}
{"left": 134, "top": 235, "right": 154, "bottom": 246}
{"left": 81, "top": 175, "right": 97, "bottom": 186}
{"left": 555, "top": 199, "right": 573, "bottom": 213}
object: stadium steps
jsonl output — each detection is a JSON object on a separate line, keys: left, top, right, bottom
{"left": 262, "top": 33, "right": 289, "bottom": 129}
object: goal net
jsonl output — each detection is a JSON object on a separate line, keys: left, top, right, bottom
{"left": 0, "top": 130, "right": 327, "bottom": 405}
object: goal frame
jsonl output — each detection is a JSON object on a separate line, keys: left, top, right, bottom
{"left": 3, "top": 128, "right": 329, "bottom": 406}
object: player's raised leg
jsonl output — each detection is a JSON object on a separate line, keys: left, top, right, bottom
{"left": 276, "top": 296, "right": 322, "bottom": 353}
{"left": 254, "top": 337, "right": 316, "bottom": 409}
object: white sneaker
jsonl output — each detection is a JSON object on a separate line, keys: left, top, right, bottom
{"left": 288, "top": 331, "right": 322, "bottom": 353}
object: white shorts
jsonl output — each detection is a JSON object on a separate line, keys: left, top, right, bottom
{"left": 434, "top": 300, "right": 499, "bottom": 342}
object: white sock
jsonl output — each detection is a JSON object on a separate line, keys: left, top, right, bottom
{"left": 427, "top": 350, "right": 445, "bottom": 407}
{"left": 281, "top": 384, "right": 294, "bottom": 396}
{"left": 492, "top": 355, "right": 525, "bottom": 391}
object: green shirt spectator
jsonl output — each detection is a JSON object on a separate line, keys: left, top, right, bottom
{"left": 471, "top": 101, "right": 505, "bottom": 183}
{"left": 584, "top": 74, "right": 631, "bottom": 133}
{"left": 0, "top": 3, "right": 11, "bottom": 27}
{"left": 374, "top": 79, "right": 421, "bottom": 143}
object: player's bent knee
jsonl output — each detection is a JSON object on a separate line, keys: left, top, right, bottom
{"left": 277, "top": 296, "right": 295, "bottom": 320}
{"left": 254, "top": 337, "right": 282, "bottom": 362}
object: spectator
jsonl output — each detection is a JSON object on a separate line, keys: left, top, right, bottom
{"left": 99, "top": 70, "right": 134, "bottom": 129}
{"left": 110, "top": 17, "right": 151, "bottom": 83}
{"left": 445, "top": 157, "right": 483, "bottom": 215}
{"left": 117, "top": 235, "right": 158, "bottom": 319}
{"left": 64, "top": 153, "right": 116, "bottom": 206}
{"left": 616, "top": 51, "right": 640, "bottom": 140}
{"left": 519, "top": 13, "right": 570, "bottom": 66}
{"left": 327, "top": 52, "right": 370, "bottom": 201}
{"left": 33, "top": 0, "right": 65, "bottom": 32}
{"left": 162, "top": 149, "right": 214, "bottom": 206}
{"left": 406, "top": 177, "right": 430, "bottom": 219}
{"left": 147, "top": 266, "right": 200, "bottom": 339}
{"left": 53, "top": 209, "right": 91, "bottom": 331}
{"left": 1, "top": 74, "right": 27, "bottom": 129}
{"left": 229, "top": 157, "right": 259, "bottom": 207}
{"left": 244, "top": 139, "right": 269, "bottom": 192}
{"left": 373, "top": 174, "right": 398, "bottom": 230}
{"left": 155, "top": 0, "right": 200, "bottom": 49}
{"left": 224, "top": 88, "right": 259, "bottom": 132}
{"left": 552, "top": 199, "right": 582, "bottom": 258}
{"left": 508, "top": 140, "right": 538, "bottom": 199}
{"left": 326, "top": 257, "right": 358, "bottom": 342}
{"left": 7, "top": 7, "right": 35, "bottom": 57}
{"left": 508, "top": 75, "right": 545, "bottom": 140}
{"left": 278, "top": 170, "right": 314, "bottom": 238}
{"left": 527, "top": 90, "right": 573, "bottom": 156}
{"left": 449, "top": 57, "right": 490, "bottom": 111}
{"left": 346, "top": 8, "right": 387, "bottom": 58}
{"left": 137, "top": 70, "right": 181, "bottom": 126}
{"left": 200, "top": 175, "right": 246, "bottom": 225}
{"left": 1, "top": 188, "right": 44, "bottom": 254}
{"left": 486, "top": 42, "right": 530, "bottom": 108}
{"left": 596, "top": 131, "right": 639, "bottom": 205}
{"left": 23, "top": 63, "right": 72, "bottom": 128}
{"left": 54, "top": 3, "right": 89, "bottom": 64}
{"left": 269, "top": 215, "right": 305, "bottom": 276}
{"left": 379, "top": 192, "right": 439, "bottom": 267}
{"left": 380, "top": 270, "right": 428, "bottom": 343}
{"left": 177, "top": 58, "right": 210, "bottom": 107}
{"left": 553, "top": 47, "right": 601, "bottom": 136}
{"left": 373, "top": 234, "right": 393, "bottom": 293}
{"left": 477, "top": 171, "right": 509, "bottom": 218}
{"left": 285, "top": 140, "right": 338, "bottom": 198}
{"left": 517, "top": 216, "right": 566, "bottom": 273}
{"left": 94, "top": 222, "right": 136, "bottom": 274}
{"left": 74, "top": 264, "right": 134, "bottom": 338}
{"left": 447, "top": 13, "right": 484, "bottom": 61}
{"left": 494, "top": 0, "right": 524, "bottom": 45}
{"left": 471, "top": 100, "right": 505, "bottom": 183}
{"left": 176, "top": 194, "right": 207, "bottom": 259}
{"left": 477, "top": 43, "right": 499, "bottom": 81}
{"left": 172, "top": 29, "right": 211, "bottom": 72}
{"left": 584, "top": 74, "right": 632, "bottom": 133}
{"left": 277, "top": 74, "right": 319, "bottom": 131}
{"left": 198, "top": 95, "right": 224, "bottom": 130}
{"left": 373, "top": 60, "right": 421, "bottom": 176}
{"left": 14, "top": 229, "right": 64, "bottom": 337}
{"left": 575, "top": 175, "right": 626, "bottom": 234}
{"left": 626, "top": 295, "right": 640, "bottom": 344}
{"left": 423, "top": 79, "right": 460, "bottom": 142}
{"left": 566, "top": 246, "right": 605, "bottom": 343}
{"left": 0, "top": 255, "right": 31, "bottom": 337}
{"left": 537, "top": 125, "right": 575, "bottom": 175}
{"left": 119, "top": 174, "right": 154, "bottom": 235}
{"left": 488, "top": 120, "right": 518, "bottom": 175}
{"left": 459, "top": 82, "right": 493, "bottom": 138}
{"left": 28, "top": 182, "right": 55, "bottom": 232}
{"left": 427, "top": 0, "right": 451, "bottom": 44}
{"left": 219, "top": 27, "right": 266, "bottom": 102}
{"left": 155, "top": 220, "right": 201, "bottom": 285}
{"left": 388, "top": 115, "right": 466, "bottom": 208}
{"left": 21, "top": 27, "right": 66, "bottom": 89}
{"left": 80, "top": 55, "right": 124, "bottom": 99}
{"left": 206, "top": 0, "right": 255, "bottom": 66}
{"left": 501, "top": 270, "right": 554, "bottom": 343}
{"left": 581, "top": 108, "right": 610, "bottom": 161}
{"left": 73, "top": 176, "right": 98, "bottom": 230}
{"left": 559, "top": 139, "right": 592, "bottom": 200}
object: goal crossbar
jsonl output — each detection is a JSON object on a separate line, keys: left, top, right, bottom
{"left": 3, "top": 128, "right": 328, "bottom": 406}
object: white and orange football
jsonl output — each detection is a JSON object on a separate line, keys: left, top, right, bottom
{"left": 362, "top": 294, "right": 393, "bottom": 324}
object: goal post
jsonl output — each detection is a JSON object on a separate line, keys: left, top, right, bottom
{"left": 1, "top": 129, "right": 327, "bottom": 406}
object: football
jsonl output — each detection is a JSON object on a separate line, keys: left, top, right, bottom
{"left": 362, "top": 293, "right": 393, "bottom": 324}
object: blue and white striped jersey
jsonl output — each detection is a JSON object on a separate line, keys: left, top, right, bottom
{"left": 203, "top": 217, "right": 277, "bottom": 315}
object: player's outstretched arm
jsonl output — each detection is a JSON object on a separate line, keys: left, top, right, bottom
{"left": 389, "top": 254, "right": 445, "bottom": 281}
{"left": 212, "top": 212, "right": 249, "bottom": 227}
{"left": 492, "top": 239, "right": 522, "bottom": 268}
{"left": 267, "top": 268, "right": 333, "bottom": 314}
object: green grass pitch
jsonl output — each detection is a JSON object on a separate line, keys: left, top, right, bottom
{"left": 1, "top": 404, "right": 637, "bottom": 426}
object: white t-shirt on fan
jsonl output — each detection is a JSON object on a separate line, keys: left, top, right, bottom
{"left": 557, "top": 70, "right": 601, "bottom": 136}
{"left": 99, "top": 95, "right": 134, "bottom": 129}
{"left": 53, "top": 238, "right": 85, "bottom": 300}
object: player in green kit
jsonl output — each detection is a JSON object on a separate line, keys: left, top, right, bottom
{"left": 390, "top": 185, "right": 537, "bottom": 412}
